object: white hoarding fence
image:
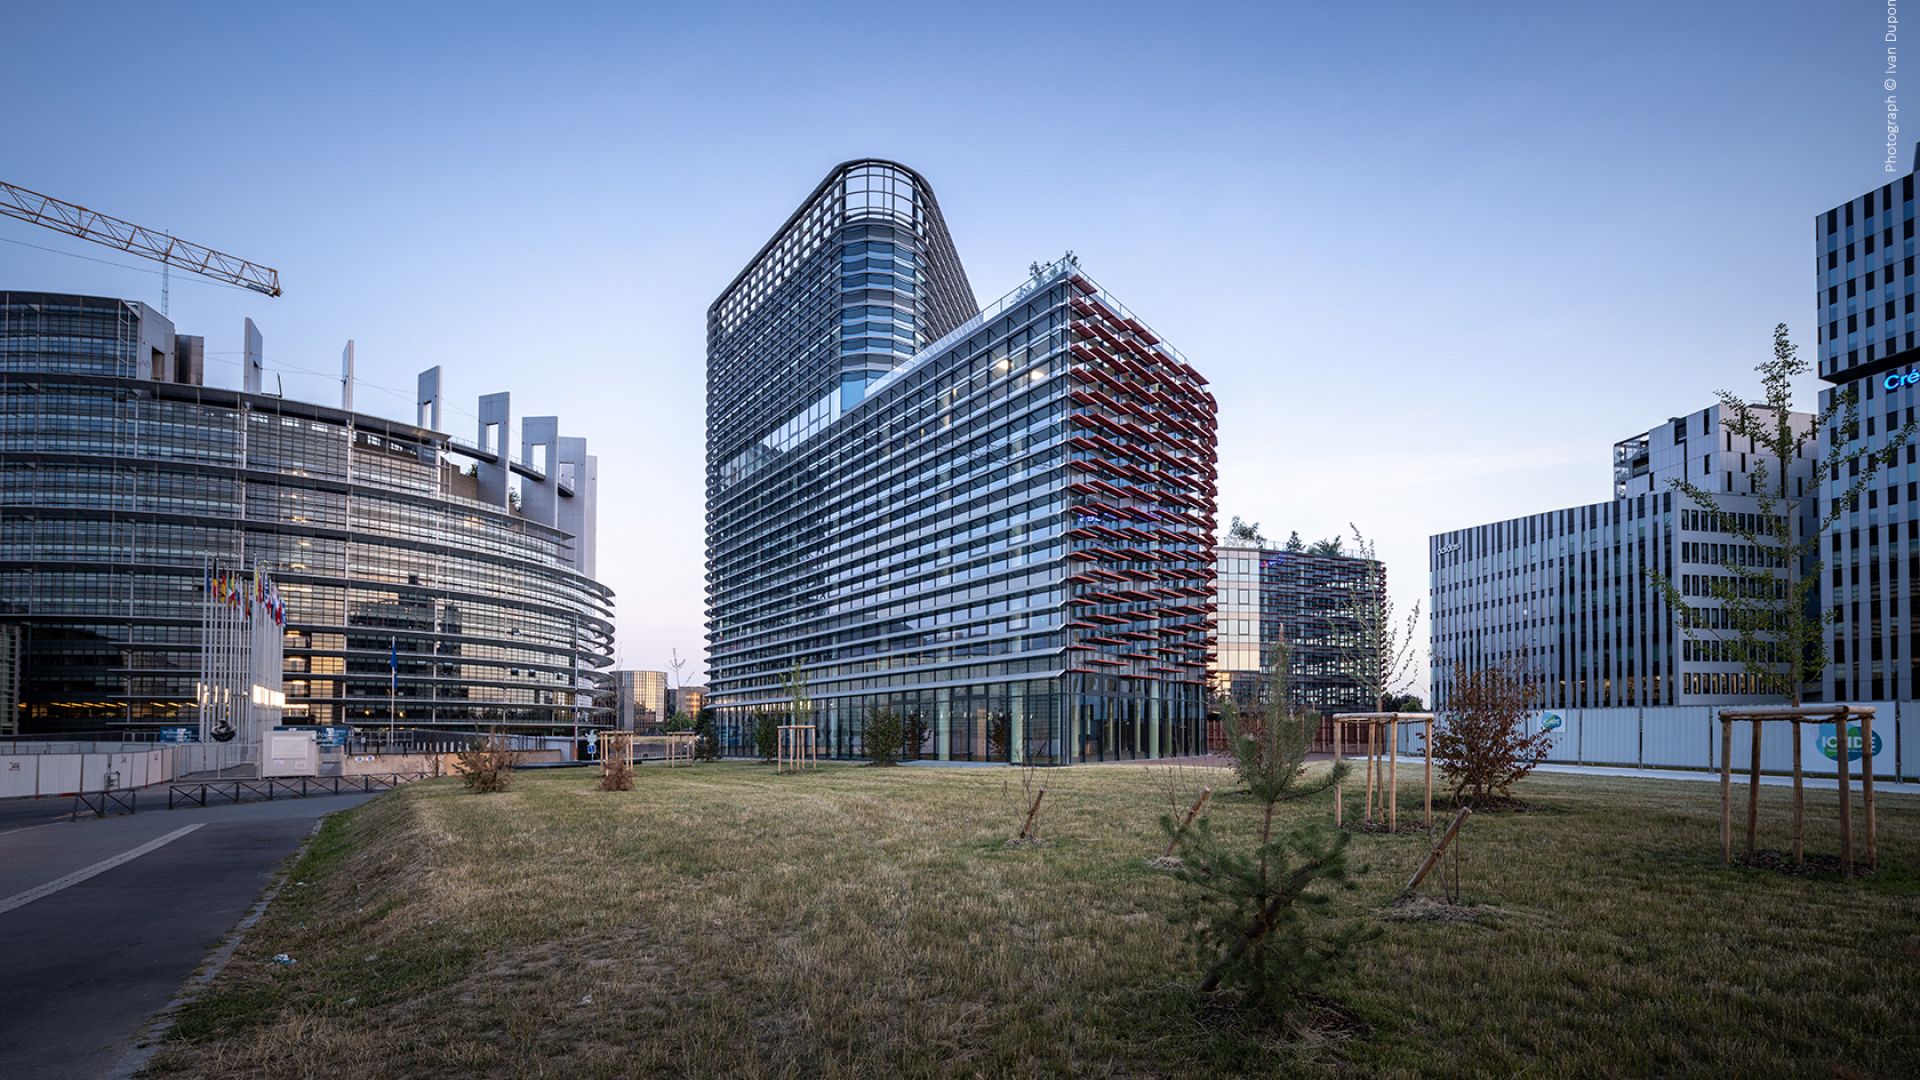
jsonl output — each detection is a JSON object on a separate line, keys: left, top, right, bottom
{"left": 1405, "top": 701, "right": 1914, "bottom": 779}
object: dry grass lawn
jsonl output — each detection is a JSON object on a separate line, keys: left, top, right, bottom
{"left": 145, "top": 761, "right": 1920, "bottom": 1078}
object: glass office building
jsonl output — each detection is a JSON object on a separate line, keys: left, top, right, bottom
{"left": 705, "top": 160, "right": 1217, "bottom": 762}
{"left": 0, "top": 291, "right": 615, "bottom": 735}
{"left": 1211, "top": 542, "right": 1379, "bottom": 716}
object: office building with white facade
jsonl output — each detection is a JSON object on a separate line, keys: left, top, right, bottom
{"left": 1814, "top": 151, "right": 1920, "bottom": 702}
{"left": 1429, "top": 403, "right": 1815, "bottom": 709}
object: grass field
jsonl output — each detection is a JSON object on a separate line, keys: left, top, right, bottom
{"left": 145, "top": 761, "right": 1920, "bottom": 1078}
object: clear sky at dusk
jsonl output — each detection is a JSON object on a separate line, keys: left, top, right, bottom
{"left": 1, "top": 1, "right": 1890, "bottom": 689}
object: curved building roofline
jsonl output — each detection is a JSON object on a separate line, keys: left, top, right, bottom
{"left": 705, "top": 158, "right": 947, "bottom": 319}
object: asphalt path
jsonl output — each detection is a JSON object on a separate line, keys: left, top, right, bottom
{"left": 0, "top": 794, "right": 373, "bottom": 1078}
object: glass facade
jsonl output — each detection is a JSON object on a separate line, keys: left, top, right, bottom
{"left": 0, "top": 292, "right": 615, "bottom": 735}
{"left": 706, "top": 161, "right": 1217, "bottom": 762}
{"left": 1211, "top": 543, "right": 1376, "bottom": 716}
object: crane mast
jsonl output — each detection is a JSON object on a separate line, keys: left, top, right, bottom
{"left": 0, "top": 179, "right": 281, "bottom": 297}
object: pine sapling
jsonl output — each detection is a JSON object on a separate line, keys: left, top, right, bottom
{"left": 1166, "top": 637, "right": 1371, "bottom": 1011}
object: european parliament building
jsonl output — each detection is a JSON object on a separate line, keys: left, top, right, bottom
{"left": 705, "top": 161, "right": 1217, "bottom": 763}
{"left": 0, "top": 291, "right": 615, "bottom": 736}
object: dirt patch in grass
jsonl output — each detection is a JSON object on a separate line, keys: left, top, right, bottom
{"left": 1001, "top": 836, "right": 1054, "bottom": 850}
{"left": 1383, "top": 894, "right": 1507, "bottom": 926}
{"left": 1145, "top": 854, "right": 1184, "bottom": 871}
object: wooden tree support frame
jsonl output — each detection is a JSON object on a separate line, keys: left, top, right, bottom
{"left": 777, "top": 723, "right": 817, "bottom": 774}
{"left": 1162, "top": 787, "right": 1213, "bottom": 858}
{"left": 1403, "top": 806, "right": 1472, "bottom": 895}
{"left": 599, "top": 730, "right": 636, "bottom": 782}
{"left": 662, "top": 731, "right": 699, "bottom": 768}
{"left": 1717, "top": 705, "right": 1878, "bottom": 878}
{"left": 1330, "top": 712, "right": 1435, "bottom": 833}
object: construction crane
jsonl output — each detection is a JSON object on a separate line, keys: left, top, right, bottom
{"left": 0, "top": 179, "right": 281, "bottom": 298}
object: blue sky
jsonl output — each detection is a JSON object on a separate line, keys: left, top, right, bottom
{"left": 0, "top": 2, "right": 1888, "bottom": 689}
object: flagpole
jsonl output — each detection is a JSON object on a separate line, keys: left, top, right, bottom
{"left": 390, "top": 635, "right": 397, "bottom": 753}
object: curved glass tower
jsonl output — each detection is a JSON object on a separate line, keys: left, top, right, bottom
{"left": 0, "top": 291, "right": 615, "bottom": 735}
{"left": 706, "top": 162, "right": 1218, "bottom": 762}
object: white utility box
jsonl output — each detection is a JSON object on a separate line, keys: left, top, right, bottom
{"left": 264, "top": 729, "right": 320, "bottom": 777}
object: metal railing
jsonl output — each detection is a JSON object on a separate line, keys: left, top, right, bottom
{"left": 167, "top": 772, "right": 428, "bottom": 809}
{"left": 70, "top": 789, "right": 138, "bottom": 820}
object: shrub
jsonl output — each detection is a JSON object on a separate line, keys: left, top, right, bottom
{"left": 1167, "top": 637, "right": 1368, "bottom": 1014}
{"left": 864, "top": 705, "right": 905, "bottom": 765}
{"left": 599, "top": 759, "right": 634, "bottom": 791}
{"left": 694, "top": 707, "right": 720, "bottom": 761}
{"left": 753, "top": 711, "right": 779, "bottom": 762}
{"left": 1431, "top": 656, "right": 1551, "bottom": 806}
{"left": 454, "top": 733, "right": 516, "bottom": 794}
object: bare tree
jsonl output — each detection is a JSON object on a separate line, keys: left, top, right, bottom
{"left": 1347, "top": 525, "right": 1421, "bottom": 712}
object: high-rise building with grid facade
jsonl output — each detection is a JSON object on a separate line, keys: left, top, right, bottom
{"left": 705, "top": 160, "right": 1217, "bottom": 763}
{"left": 1814, "top": 150, "right": 1920, "bottom": 702}
{"left": 1211, "top": 542, "right": 1378, "bottom": 716}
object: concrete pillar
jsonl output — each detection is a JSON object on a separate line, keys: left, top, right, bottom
{"left": 340, "top": 340, "right": 355, "bottom": 412}
{"left": 417, "top": 367, "right": 442, "bottom": 430}
{"left": 556, "top": 437, "right": 596, "bottom": 577}
{"left": 520, "top": 417, "right": 560, "bottom": 527}
{"left": 243, "top": 318, "right": 263, "bottom": 394}
{"left": 476, "top": 392, "right": 511, "bottom": 510}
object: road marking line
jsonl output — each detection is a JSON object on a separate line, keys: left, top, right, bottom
{"left": 0, "top": 823, "right": 204, "bottom": 917}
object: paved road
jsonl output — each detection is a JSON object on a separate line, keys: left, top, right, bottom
{"left": 0, "top": 794, "right": 373, "bottom": 1079}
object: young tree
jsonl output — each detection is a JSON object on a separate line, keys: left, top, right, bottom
{"left": 753, "top": 711, "right": 779, "bottom": 762}
{"left": 1651, "top": 324, "right": 1916, "bottom": 707}
{"left": 1227, "top": 515, "right": 1267, "bottom": 545}
{"left": 453, "top": 730, "right": 516, "bottom": 793}
{"left": 864, "top": 705, "right": 905, "bottom": 765}
{"left": 1347, "top": 526, "right": 1421, "bottom": 714}
{"left": 693, "top": 705, "right": 720, "bottom": 761}
{"left": 1429, "top": 655, "right": 1550, "bottom": 806}
{"left": 1166, "top": 637, "right": 1368, "bottom": 1011}
{"left": 1306, "top": 535, "right": 1345, "bottom": 558}
{"left": 781, "top": 661, "right": 812, "bottom": 728}
{"left": 1283, "top": 530, "right": 1305, "bottom": 554}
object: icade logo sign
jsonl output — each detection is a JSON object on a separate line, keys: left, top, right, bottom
{"left": 1817, "top": 722, "right": 1883, "bottom": 762}
{"left": 1539, "top": 712, "right": 1564, "bottom": 734}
